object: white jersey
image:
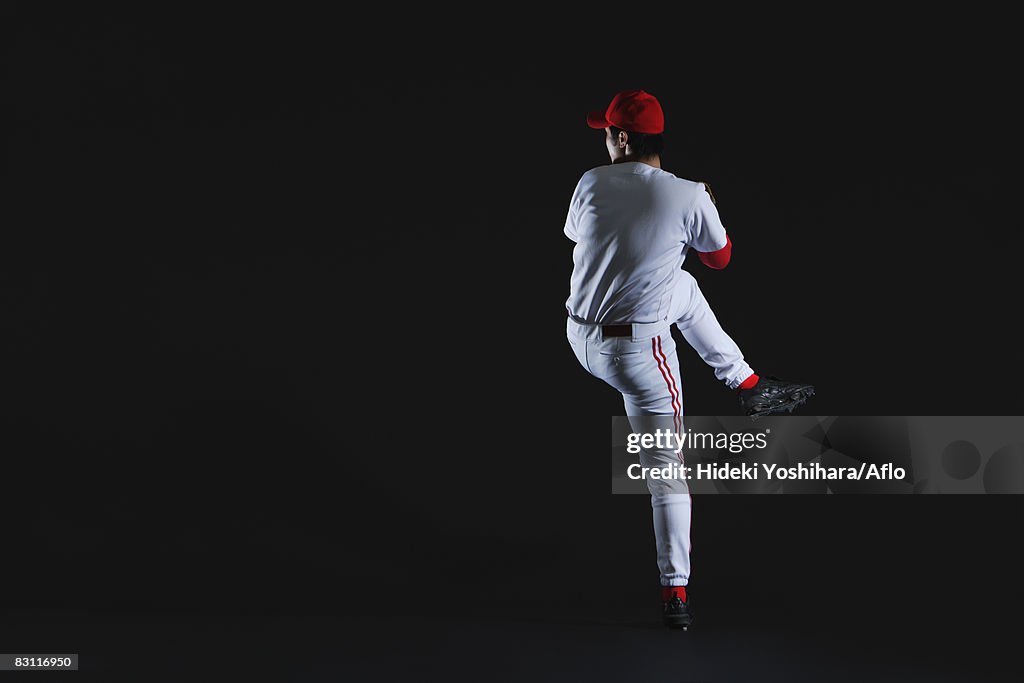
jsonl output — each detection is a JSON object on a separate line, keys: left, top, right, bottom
{"left": 564, "top": 162, "right": 728, "bottom": 325}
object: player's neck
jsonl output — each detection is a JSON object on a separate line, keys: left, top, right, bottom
{"left": 614, "top": 154, "right": 662, "bottom": 169}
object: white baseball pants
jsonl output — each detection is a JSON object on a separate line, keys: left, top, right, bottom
{"left": 567, "top": 271, "right": 754, "bottom": 586}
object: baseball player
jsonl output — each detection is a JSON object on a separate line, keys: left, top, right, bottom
{"left": 564, "top": 89, "right": 814, "bottom": 629}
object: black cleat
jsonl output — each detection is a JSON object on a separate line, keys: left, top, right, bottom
{"left": 663, "top": 594, "right": 694, "bottom": 630}
{"left": 738, "top": 376, "right": 815, "bottom": 419}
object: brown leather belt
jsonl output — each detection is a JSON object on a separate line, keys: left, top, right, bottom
{"left": 602, "top": 324, "right": 632, "bottom": 338}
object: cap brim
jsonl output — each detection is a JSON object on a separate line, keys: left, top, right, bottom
{"left": 586, "top": 110, "right": 610, "bottom": 129}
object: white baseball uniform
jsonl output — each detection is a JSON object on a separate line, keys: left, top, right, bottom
{"left": 564, "top": 160, "right": 755, "bottom": 587}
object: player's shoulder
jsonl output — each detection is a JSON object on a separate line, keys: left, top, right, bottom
{"left": 578, "top": 164, "right": 612, "bottom": 182}
{"left": 657, "top": 170, "right": 698, "bottom": 188}
{"left": 571, "top": 165, "right": 616, "bottom": 195}
{"left": 656, "top": 171, "right": 710, "bottom": 201}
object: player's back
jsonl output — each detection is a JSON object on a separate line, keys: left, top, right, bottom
{"left": 564, "top": 162, "right": 707, "bottom": 324}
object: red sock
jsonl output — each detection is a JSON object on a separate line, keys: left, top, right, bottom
{"left": 662, "top": 586, "right": 687, "bottom": 602}
{"left": 736, "top": 373, "right": 760, "bottom": 392}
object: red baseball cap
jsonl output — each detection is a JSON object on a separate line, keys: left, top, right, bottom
{"left": 587, "top": 89, "right": 665, "bottom": 134}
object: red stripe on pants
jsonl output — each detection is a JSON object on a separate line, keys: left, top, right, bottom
{"left": 652, "top": 335, "right": 682, "bottom": 463}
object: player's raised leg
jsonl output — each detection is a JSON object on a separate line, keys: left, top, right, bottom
{"left": 670, "top": 270, "right": 754, "bottom": 390}
{"left": 670, "top": 271, "right": 815, "bottom": 418}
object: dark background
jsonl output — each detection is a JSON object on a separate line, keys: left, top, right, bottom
{"left": 2, "top": 5, "right": 1022, "bottom": 680}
